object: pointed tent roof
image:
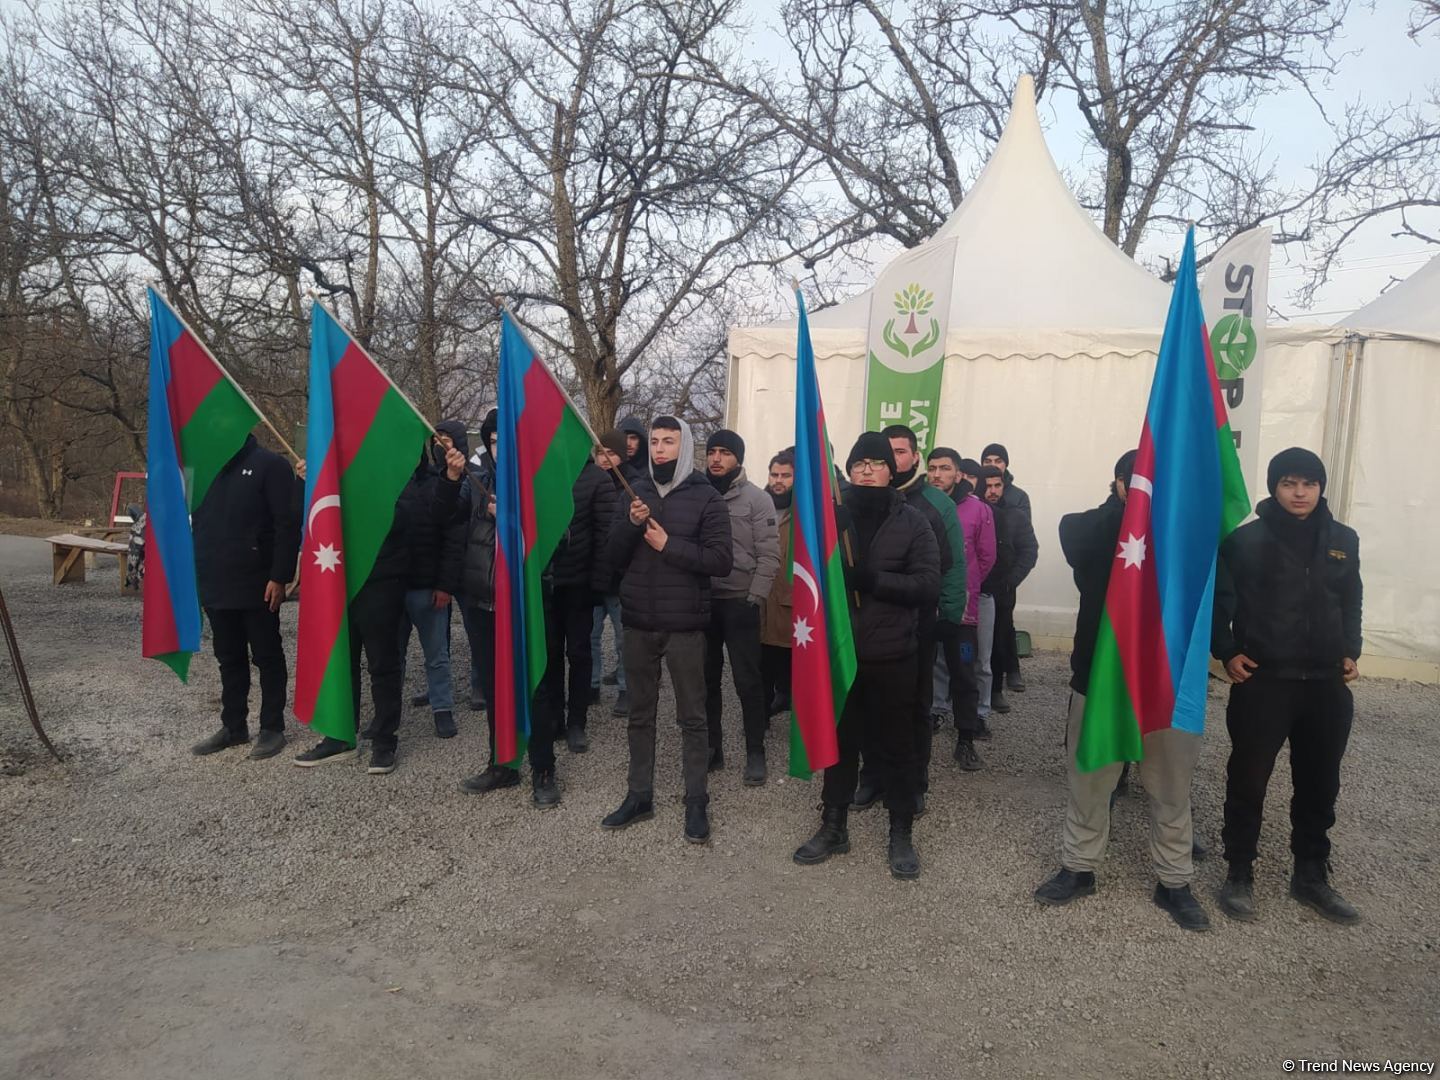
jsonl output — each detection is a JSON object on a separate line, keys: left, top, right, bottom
{"left": 803, "top": 75, "right": 1171, "bottom": 331}
{"left": 1342, "top": 252, "right": 1440, "bottom": 337}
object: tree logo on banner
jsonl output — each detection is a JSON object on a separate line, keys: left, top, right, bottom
{"left": 881, "top": 283, "right": 942, "bottom": 360}
{"left": 1210, "top": 312, "right": 1259, "bottom": 380}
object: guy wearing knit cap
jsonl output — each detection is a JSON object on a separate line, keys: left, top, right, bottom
{"left": 1212, "top": 447, "right": 1363, "bottom": 925}
{"left": 1035, "top": 449, "right": 1212, "bottom": 932}
{"left": 702, "top": 429, "right": 779, "bottom": 785}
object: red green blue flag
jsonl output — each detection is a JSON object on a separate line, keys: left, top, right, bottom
{"left": 493, "top": 311, "right": 596, "bottom": 767}
{"left": 1077, "top": 228, "right": 1250, "bottom": 772}
{"left": 788, "top": 289, "right": 858, "bottom": 778}
{"left": 294, "top": 303, "right": 432, "bottom": 743}
{"left": 143, "top": 287, "right": 262, "bottom": 681}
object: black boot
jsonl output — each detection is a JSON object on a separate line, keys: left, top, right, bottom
{"left": 434, "top": 710, "right": 457, "bottom": 739}
{"left": 532, "top": 768, "right": 560, "bottom": 809}
{"left": 887, "top": 811, "right": 920, "bottom": 880}
{"left": 1290, "top": 859, "right": 1360, "bottom": 925}
{"left": 684, "top": 797, "right": 711, "bottom": 845}
{"left": 459, "top": 765, "right": 520, "bottom": 794}
{"left": 1218, "top": 862, "right": 1257, "bottom": 922}
{"left": 1033, "top": 867, "right": 1096, "bottom": 906}
{"left": 989, "top": 688, "right": 1011, "bottom": 714}
{"left": 952, "top": 737, "right": 982, "bottom": 771}
{"left": 707, "top": 745, "right": 725, "bottom": 773}
{"left": 1153, "top": 883, "right": 1211, "bottom": 932}
{"left": 851, "top": 775, "right": 882, "bottom": 810}
{"left": 793, "top": 805, "right": 850, "bottom": 864}
{"left": 192, "top": 728, "right": 248, "bottom": 756}
{"left": 601, "top": 792, "right": 654, "bottom": 830}
{"left": 742, "top": 749, "right": 767, "bottom": 787}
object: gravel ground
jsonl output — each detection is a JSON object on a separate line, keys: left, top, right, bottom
{"left": 2, "top": 534, "right": 1438, "bottom": 1080}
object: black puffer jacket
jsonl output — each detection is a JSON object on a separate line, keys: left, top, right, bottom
{"left": 593, "top": 466, "right": 625, "bottom": 594}
{"left": 606, "top": 470, "right": 733, "bottom": 632}
{"left": 370, "top": 421, "right": 467, "bottom": 593}
{"left": 434, "top": 453, "right": 495, "bottom": 610}
{"left": 1213, "top": 498, "right": 1362, "bottom": 679}
{"left": 193, "top": 434, "right": 300, "bottom": 609}
{"left": 838, "top": 490, "right": 941, "bottom": 664}
{"left": 1059, "top": 493, "right": 1126, "bottom": 694}
{"left": 984, "top": 500, "right": 1039, "bottom": 593}
{"left": 551, "top": 460, "right": 612, "bottom": 595}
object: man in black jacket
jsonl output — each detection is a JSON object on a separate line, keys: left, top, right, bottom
{"left": 589, "top": 430, "right": 630, "bottom": 715}
{"left": 190, "top": 433, "right": 300, "bottom": 759}
{"left": 792, "top": 432, "right": 941, "bottom": 879}
{"left": 1033, "top": 451, "right": 1210, "bottom": 932}
{"left": 982, "top": 442, "right": 1033, "bottom": 693}
{"left": 600, "top": 416, "right": 733, "bottom": 844}
{"left": 539, "top": 451, "right": 613, "bottom": 755}
{"left": 395, "top": 419, "right": 469, "bottom": 739}
{"left": 982, "top": 467, "right": 1038, "bottom": 715}
{"left": 618, "top": 414, "right": 649, "bottom": 485}
{"left": 1212, "top": 447, "right": 1363, "bottom": 925}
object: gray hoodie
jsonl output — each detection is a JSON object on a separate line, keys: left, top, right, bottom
{"left": 650, "top": 415, "right": 695, "bottom": 498}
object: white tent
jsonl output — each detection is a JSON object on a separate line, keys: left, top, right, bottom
{"left": 726, "top": 77, "right": 1437, "bottom": 681}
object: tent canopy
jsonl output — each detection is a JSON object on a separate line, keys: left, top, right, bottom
{"left": 1342, "top": 252, "right": 1440, "bottom": 340}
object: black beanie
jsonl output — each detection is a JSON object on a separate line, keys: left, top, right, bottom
{"left": 845, "top": 431, "right": 897, "bottom": 476}
{"left": 1114, "top": 450, "right": 1137, "bottom": 484}
{"left": 480, "top": 409, "right": 498, "bottom": 449}
{"left": 706, "top": 429, "right": 745, "bottom": 465}
{"left": 981, "top": 442, "right": 1009, "bottom": 466}
{"left": 1267, "top": 447, "right": 1326, "bottom": 496}
{"left": 958, "top": 457, "right": 982, "bottom": 476}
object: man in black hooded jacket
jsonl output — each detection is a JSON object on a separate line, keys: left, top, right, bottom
{"left": 1212, "top": 447, "right": 1363, "bottom": 926}
{"left": 190, "top": 433, "right": 300, "bottom": 759}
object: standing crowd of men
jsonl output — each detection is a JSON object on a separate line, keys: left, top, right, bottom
{"left": 183, "top": 409, "right": 1365, "bottom": 932}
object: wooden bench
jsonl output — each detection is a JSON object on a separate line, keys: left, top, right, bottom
{"left": 45, "top": 533, "right": 130, "bottom": 590}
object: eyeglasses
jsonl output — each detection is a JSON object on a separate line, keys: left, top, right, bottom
{"left": 852, "top": 459, "right": 888, "bottom": 473}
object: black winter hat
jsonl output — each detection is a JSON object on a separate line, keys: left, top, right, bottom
{"left": 479, "top": 409, "right": 498, "bottom": 450}
{"left": 598, "top": 428, "right": 628, "bottom": 459}
{"left": 1114, "top": 450, "right": 1137, "bottom": 484}
{"left": 436, "top": 418, "right": 469, "bottom": 457}
{"left": 1267, "top": 447, "right": 1326, "bottom": 496}
{"left": 845, "top": 431, "right": 898, "bottom": 477}
{"left": 706, "top": 429, "right": 745, "bottom": 464}
{"left": 981, "top": 442, "right": 1009, "bottom": 466}
{"left": 958, "top": 457, "right": 983, "bottom": 476}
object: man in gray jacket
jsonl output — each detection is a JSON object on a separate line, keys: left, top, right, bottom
{"left": 702, "top": 429, "right": 780, "bottom": 785}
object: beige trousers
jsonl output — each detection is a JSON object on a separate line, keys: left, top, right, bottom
{"left": 1061, "top": 691, "right": 1201, "bottom": 887}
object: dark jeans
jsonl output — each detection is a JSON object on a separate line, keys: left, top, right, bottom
{"left": 951, "top": 624, "right": 981, "bottom": 735}
{"left": 348, "top": 579, "right": 406, "bottom": 752}
{"left": 464, "top": 605, "right": 497, "bottom": 763}
{"left": 860, "top": 627, "right": 935, "bottom": 793}
{"left": 761, "top": 644, "right": 791, "bottom": 708}
{"left": 207, "top": 606, "right": 287, "bottom": 735}
{"left": 1222, "top": 676, "right": 1354, "bottom": 866}
{"left": 991, "top": 587, "right": 1018, "bottom": 679}
{"left": 538, "top": 585, "right": 595, "bottom": 734}
{"left": 624, "top": 628, "right": 708, "bottom": 802}
{"left": 822, "top": 654, "right": 919, "bottom": 813}
{"left": 705, "top": 598, "right": 767, "bottom": 754}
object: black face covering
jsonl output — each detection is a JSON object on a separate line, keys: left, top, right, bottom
{"left": 708, "top": 467, "right": 739, "bottom": 494}
{"left": 1263, "top": 497, "right": 1328, "bottom": 561}
{"left": 770, "top": 488, "right": 793, "bottom": 510}
{"left": 652, "top": 459, "right": 677, "bottom": 485}
{"left": 891, "top": 464, "right": 918, "bottom": 489}
{"left": 846, "top": 485, "right": 893, "bottom": 561}
{"left": 954, "top": 479, "right": 974, "bottom": 501}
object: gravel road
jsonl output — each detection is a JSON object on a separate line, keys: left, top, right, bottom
{"left": 2, "top": 535, "right": 1437, "bottom": 1079}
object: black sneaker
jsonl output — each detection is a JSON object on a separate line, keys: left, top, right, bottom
{"left": 742, "top": 749, "right": 766, "bottom": 787}
{"left": 566, "top": 726, "right": 589, "bottom": 754}
{"left": 192, "top": 728, "right": 249, "bottom": 756}
{"left": 974, "top": 720, "right": 993, "bottom": 742}
{"left": 684, "top": 800, "right": 711, "bottom": 845}
{"left": 1153, "top": 883, "right": 1211, "bottom": 932}
{"left": 611, "top": 690, "right": 629, "bottom": 717}
{"left": 1290, "top": 861, "right": 1360, "bottom": 925}
{"left": 459, "top": 766, "right": 520, "bottom": 794}
{"left": 1034, "top": 867, "right": 1097, "bottom": 906}
{"left": 1218, "top": 864, "right": 1257, "bottom": 922}
{"left": 434, "top": 711, "right": 457, "bottom": 739}
{"left": 1006, "top": 672, "right": 1027, "bottom": 693}
{"left": 367, "top": 747, "right": 397, "bottom": 775}
{"left": 601, "top": 792, "right": 655, "bottom": 830}
{"left": 293, "top": 737, "right": 357, "bottom": 767}
{"left": 851, "top": 776, "right": 883, "bottom": 810}
{"left": 248, "top": 730, "right": 287, "bottom": 760}
{"left": 953, "top": 738, "right": 983, "bottom": 771}
{"left": 990, "top": 689, "right": 1012, "bottom": 714}
{"left": 532, "top": 769, "right": 560, "bottom": 809}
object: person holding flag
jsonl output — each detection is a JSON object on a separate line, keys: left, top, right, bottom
{"left": 599, "top": 415, "right": 733, "bottom": 845}
{"left": 1033, "top": 228, "right": 1249, "bottom": 932}
{"left": 791, "top": 432, "right": 940, "bottom": 879}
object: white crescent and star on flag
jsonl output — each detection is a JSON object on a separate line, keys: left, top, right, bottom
{"left": 792, "top": 561, "right": 820, "bottom": 649}
{"left": 1116, "top": 472, "right": 1151, "bottom": 571}
{"left": 307, "top": 493, "right": 343, "bottom": 573}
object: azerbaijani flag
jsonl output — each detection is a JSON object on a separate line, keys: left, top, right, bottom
{"left": 144, "top": 288, "right": 262, "bottom": 681}
{"left": 788, "top": 289, "right": 857, "bottom": 778}
{"left": 294, "top": 303, "right": 432, "bottom": 743}
{"left": 492, "top": 311, "right": 596, "bottom": 767}
{"left": 1076, "top": 228, "right": 1250, "bottom": 772}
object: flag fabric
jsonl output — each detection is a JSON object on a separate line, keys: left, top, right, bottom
{"left": 294, "top": 304, "right": 432, "bottom": 743}
{"left": 1076, "top": 228, "right": 1250, "bottom": 772}
{"left": 143, "top": 287, "right": 261, "bottom": 681}
{"left": 787, "top": 290, "right": 858, "bottom": 778}
{"left": 492, "top": 311, "right": 596, "bottom": 767}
